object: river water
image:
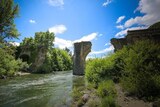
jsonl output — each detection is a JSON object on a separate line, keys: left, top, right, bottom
{"left": 0, "top": 71, "right": 85, "bottom": 107}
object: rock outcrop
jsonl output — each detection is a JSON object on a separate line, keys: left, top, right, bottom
{"left": 73, "top": 41, "right": 92, "bottom": 75}
{"left": 111, "top": 22, "right": 160, "bottom": 51}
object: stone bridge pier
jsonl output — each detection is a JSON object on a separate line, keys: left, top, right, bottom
{"left": 73, "top": 41, "right": 92, "bottom": 75}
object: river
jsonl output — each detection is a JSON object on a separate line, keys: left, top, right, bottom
{"left": 0, "top": 71, "right": 85, "bottom": 107}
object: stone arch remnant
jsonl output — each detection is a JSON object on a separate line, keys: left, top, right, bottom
{"left": 73, "top": 41, "right": 92, "bottom": 75}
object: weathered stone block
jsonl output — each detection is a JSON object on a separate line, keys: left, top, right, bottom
{"left": 73, "top": 41, "right": 92, "bottom": 75}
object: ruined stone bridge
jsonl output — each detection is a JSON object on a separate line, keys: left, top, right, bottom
{"left": 19, "top": 41, "right": 92, "bottom": 75}
{"left": 73, "top": 41, "right": 92, "bottom": 75}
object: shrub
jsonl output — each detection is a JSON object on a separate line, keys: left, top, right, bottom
{"left": 85, "top": 58, "right": 107, "bottom": 84}
{"left": 96, "top": 80, "right": 118, "bottom": 107}
{"left": 100, "top": 95, "right": 118, "bottom": 107}
{"left": 16, "top": 59, "right": 29, "bottom": 71}
{"left": 0, "top": 48, "right": 20, "bottom": 78}
{"left": 97, "top": 80, "right": 116, "bottom": 98}
{"left": 71, "top": 87, "right": 83, "bottom": 101}
{"left": 121, "top": 40, "right": 160, "bottom": 98}
{"left": 85, "top": 51, "right": 125, "bottom": 85}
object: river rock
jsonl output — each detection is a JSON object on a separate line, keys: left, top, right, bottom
{"left": 82, "top": 94, "right": 89, "bottom": 103}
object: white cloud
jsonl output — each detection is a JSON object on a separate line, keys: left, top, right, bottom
{"left": 116, "top": 16, "right": 125, "bottom": 24}
{"left": 124, "top": 0, "right": 160, "bottom": 28}
{"left": 29, "top": 19, "right": 36, "bottom": 24}
{"left": 105, "top": 42, "right": 111, "bottom": 46}
{"left": 54, "top": 32, "right": 99, "bottom": 49}
{"left": 9, "top": 42, "right": 20, "bottom": 46}
{"left": 48, "top": 0, "right": 64, "bottom": 7}
{"left": 116, "top": 25, "right": 124, "bottom": 29}
{"left": 74, "top": 33, "right": 98, "bottom": 43}
{"left": 102, "top": 0, "right": 112, "bottom": 7}
{"left": 115, "top": 26, "right": 147, "bottom": 38}
{"left": 49, "top": 25, "right": 67, "bottom": 35}
{"left": 54, "top": 32, "right": 111, "bottom": 58}
{"left": 90, "top": 45, "right": 114, "bottom": 55}
{"left": 86, "top": 44, "right": 114, "bottom": 59}
{"left": 54, "top": 37, "right": 72, "bottom": 49}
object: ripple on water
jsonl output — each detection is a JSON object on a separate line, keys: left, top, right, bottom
{"left": 0, "top": 71, "right": 76, "bottom": 107}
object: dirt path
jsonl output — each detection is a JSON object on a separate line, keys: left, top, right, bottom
{"left": 115, "top": 84, "right": 152, "bottom": 107}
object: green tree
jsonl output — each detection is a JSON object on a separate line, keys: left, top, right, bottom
{"left": 0, "top": 0, "right": 19, "bottom": 42}
{"left": 50, "top": 48, "right": 72, "bottom": 71}
{"left": 0, "top": 0, "right": 25, "bottom": 78}
{"left": 35, "top": 31, "right": 55, "bottom": 49}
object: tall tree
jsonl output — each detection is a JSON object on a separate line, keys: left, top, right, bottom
{"left": 0, "top": 0, "right": 19, "bottom": 42}
{"left": 35, "top": 31, "right": 55, "bottom": 49}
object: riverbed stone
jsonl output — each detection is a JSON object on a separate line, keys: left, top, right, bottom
{"left": 73, "top": 41, "right": 92, "bottom": 75}
{"left": 82, "top": 94, "right": 89, "bottom": 103}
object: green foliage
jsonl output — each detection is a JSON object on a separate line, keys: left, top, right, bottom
{"left": 16, "top": 59, "right": 29, "bottom": 71}
{"left": 18, "top": 31, "right": 72, "bottom": 73}
{"left": 97, "top": 80, "right": 118, "bottom": 107}
{"left": 71, "top": 87, "right": 83, "bottom": 101}
{"left": 34, "top": 31, "right": 55, "bottom": 49}
{"left": 38, "top": 48, "right": 72, "bottom": 73}
{"left": 121, "top": 40, "right": 160, "bottom": 98}
{"left": 86, "top": 58, "right": 110, "bottom": 84}
{"left": 0, "top": 0, "right": 28, "bottom": 78}
{"left": 86, "top": 40, "right": 160, "bottom": 100}
{"left": 0, "top": 47, "right": 29, "bottom": 78}
{"left": 85, "top": 52, "right": 123, "bottom": 85}
{"left": 0, "top": 0, "right": 19, "bottom": 42}
{"left": 18, "top": 31, "right": 55, "bottom": 64}
{"left": 0, "top": 47, "right": 17, "bottom": 77}
{"left": 97, "top": 80, "right": 116, "bottom": 98}
{"left": 100, "top": 95, "right": 118, "bottom": 107}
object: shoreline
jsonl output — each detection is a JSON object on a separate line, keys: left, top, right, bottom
{"left": 15, "top": 71, "right": 31, "bottom": 76}
{"left": 0, "top": 71, "right": 31, "bottom": 79}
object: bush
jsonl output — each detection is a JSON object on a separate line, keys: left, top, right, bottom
{"left": 85, "top": 51, "right": 125, "bottom": 85}
{"left": 0, "top": 48, "right": 20, "bottom": 78}
{"left": 121, "top": 40, "right": 160, "bottom": 98}
{"left": 85, "top": 58, "right": 106, "bottom": 84}
{"left": 96, "top": 80, "right": 118, "bottom": 107}
{"left": 97, "top": 80, "right": 116, "bottom": 98}
{"left": 71, "top": 87, "right": 83, "bottom": 101}
{"left": 100, "top": 95, "right": 118, "bottom": 107}
{"left": 16, "top": 59, "right": 29, "bottom": 71}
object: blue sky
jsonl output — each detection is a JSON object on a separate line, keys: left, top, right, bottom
{"left": 13, "top": 0, "right": 160, "bottom": 58}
